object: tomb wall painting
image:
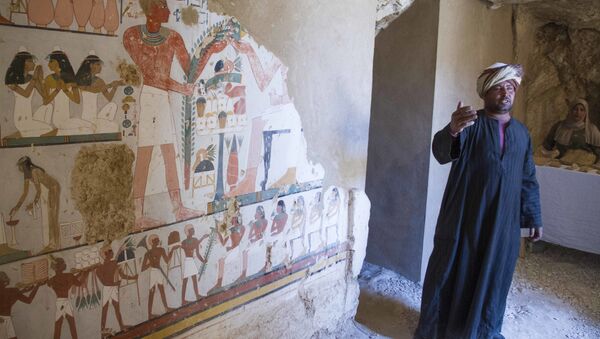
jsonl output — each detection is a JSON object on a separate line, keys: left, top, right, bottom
{"left": 0, "top": 188, "right": 348, "bottom": 338}
{"left": 0, "top": 0, "right": 343, "bottom": 337}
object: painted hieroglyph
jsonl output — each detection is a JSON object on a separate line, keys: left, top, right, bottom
{"left": 0, "top": 0, "right": 341, "bottom": 338}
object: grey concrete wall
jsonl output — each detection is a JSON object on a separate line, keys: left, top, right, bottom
{"left": 423, "top": 1, "right": 514, "bottom": 282}
{"left": 365, "top": 0, "right": 440, "bottom": 282}
{"left": 211, "top": 0, "right": 377, "bottom": 190}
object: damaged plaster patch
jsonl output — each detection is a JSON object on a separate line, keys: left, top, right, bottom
{"left": 71, "top": 144, "right": 135, "bottom": 244}
{"left": 376, "top": 0, "right": 415, "bottom": 35}
{"left": 298, "top": 281, "right": 317, "bottom": 318}
{"left": 181, "top": 6, "right": 199, "bottom": 26}
{"left": 117, "top": 60, "right": 142, "bottom": 87}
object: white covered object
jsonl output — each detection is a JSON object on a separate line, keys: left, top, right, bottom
{"left": 536, "top": 166, "right": 600, "bottom": 254}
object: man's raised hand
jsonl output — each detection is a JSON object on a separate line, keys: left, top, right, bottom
{"left": 450, "top": 101, "right": 477, "bottom": 136}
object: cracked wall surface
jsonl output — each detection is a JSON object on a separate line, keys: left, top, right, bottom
{"left": 376, "top": 0, "right": 416, "bottom": 34}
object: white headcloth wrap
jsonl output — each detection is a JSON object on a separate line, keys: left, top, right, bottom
{"left": 476, "top": 62, "right": 524, "bottom": 98}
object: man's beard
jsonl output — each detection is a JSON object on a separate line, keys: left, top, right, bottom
{"left": 485, "top": 98, "right": 513, "bottom": 114}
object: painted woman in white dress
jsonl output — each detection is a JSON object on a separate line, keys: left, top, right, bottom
{"left": 4, "top": 49, "right": 55, "bottom": 138}
{"left": 75, "top": 52, "right": 124, "bottom": 133}
{"left": 42, "top": 48, "right": 95, "bottom": 135}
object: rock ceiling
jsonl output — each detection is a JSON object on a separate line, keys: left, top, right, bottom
{"left": 486, "top": 0, "right": 600, "bottom": 29}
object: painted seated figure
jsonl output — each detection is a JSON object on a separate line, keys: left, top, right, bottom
{"left": 75, "top": 52, "right": 124, "bottom": 133}
{"left": 44, "top": 48, "right": 96, "bottom": 136}
{"left": 5, "top": 48, "right": 55, "bottom": 138}
{"left": 541, "top": 98, "right": 600, "bottom": 167}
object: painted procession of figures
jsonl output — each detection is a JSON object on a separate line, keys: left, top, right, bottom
{"left": 4, "top": 47, "right": 124, "bottom": 139}
{"left": 0, "top": 187, "right": 342, "bottom": 338}
{"left": 2, "top": 0, "right": 119, "bottom": 35}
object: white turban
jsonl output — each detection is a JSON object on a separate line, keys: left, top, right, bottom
{"left": 476, "top": 62, "right": 524, "bottom": 98}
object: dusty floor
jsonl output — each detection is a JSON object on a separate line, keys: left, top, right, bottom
{"left": 332, "top": 242, "right": 600, "bottom": 339}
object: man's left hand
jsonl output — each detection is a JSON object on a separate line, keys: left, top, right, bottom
{"left": 528, "top": 227, "right": 543, "bottom": 242}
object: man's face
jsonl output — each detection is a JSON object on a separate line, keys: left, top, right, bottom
{"left": 148, "top": 0, "right": 170, "bottom": 23}
{"left": 54, "top": 260, "right": 66, "bottom": 273}
{"left": 484, "top": 80, "right": 516, "bottom": 114}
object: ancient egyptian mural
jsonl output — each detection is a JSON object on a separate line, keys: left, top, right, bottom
{"left": 0, "top": 1, "right": 346, "bottom": 338}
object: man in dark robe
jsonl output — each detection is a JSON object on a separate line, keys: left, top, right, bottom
{"left": 415, "top": 63, "right": 543, "bottom": 339}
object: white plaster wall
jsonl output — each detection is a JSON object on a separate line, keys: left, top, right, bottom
{"left": 422, "top": 1, "right": 514, "bottom": 282}
{"left": 175, "top": 261, "right": 358, "bottom": 339}
{"left": 210, "top": 0, "right": 377, "bottom": 191}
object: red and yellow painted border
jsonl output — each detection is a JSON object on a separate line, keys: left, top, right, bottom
{"left": 111, "top": 243, "right": 350, "bottom": 338}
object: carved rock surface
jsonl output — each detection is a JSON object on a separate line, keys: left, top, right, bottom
{"left": 522, "top": 22, "right": 600, "bottom": 146}
{"left": 376, "top": 0, "right": 415, "bottom": 34}
{"left": 487, "top": 0, "right": 600, "bottom": 29}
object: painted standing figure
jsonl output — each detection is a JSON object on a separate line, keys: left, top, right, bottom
{"left": 0, "top": 272, "right": 41, "bottom": 339}
{"left": 10, "top": 156, "right": 60, "bottom": 253}
{"left": 123, "top": 0, "right": 202, "bottom": 229}
{"left": 95, "top": 245, "right": 138, "bottom": 335}
{"left": 179, "top": 224, "right": 209, "bottom": 304}
{"left": 46, "top": 257, "right": 88, "bottom": 339}
{"left": 141, "top": 234, "right": 176, "bottom": 318}
{"left": 4, "top": 49, "right": 55, "bottom": 138}
{"left": 208, "top": 214, "right": 245, "bottom": 294}
{"left": 75, "top": 52, "right": 125, "bottom": 133}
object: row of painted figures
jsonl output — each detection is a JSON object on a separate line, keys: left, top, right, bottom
{"left": 8, "top": 0, "right": 119, "bottom": 34}
{"left": 4, "top": 48, "right": 123, "bottom": 139}
{"left": 0, "top": 191, "right": 341, "bottom": 339}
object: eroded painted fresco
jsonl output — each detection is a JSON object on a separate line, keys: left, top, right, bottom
{"left": 0, "top": 1, "right": 337, "bottom": 338}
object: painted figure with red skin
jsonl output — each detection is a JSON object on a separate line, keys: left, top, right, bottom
{"left": 123, "top": 0, "right": 202, "bottom": 229}
{"left": 270, "top": 200, "right": 288, "bottom": 236}
{"left": 208, "top": 214, "right": 245, "bottom": 294}
{"left": 0, "top": 272, "right": 41, "bottom": 339}
{"left": 95, "top": 245, "right": 138, "bottom": 334}
{"left": 265, "top": 200, "right": 290, "bottom": 271}
{"left": 46, "top": 257, "right": 89, "bottom": 339}
{"left": 179, "top": 224, "right": 209, "bottom": 305}
{"left": 141, "top": 234, "right": 177, "bottom": 319}
{"left": 237, "top": 205, "right": 268, "bottom": 282}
